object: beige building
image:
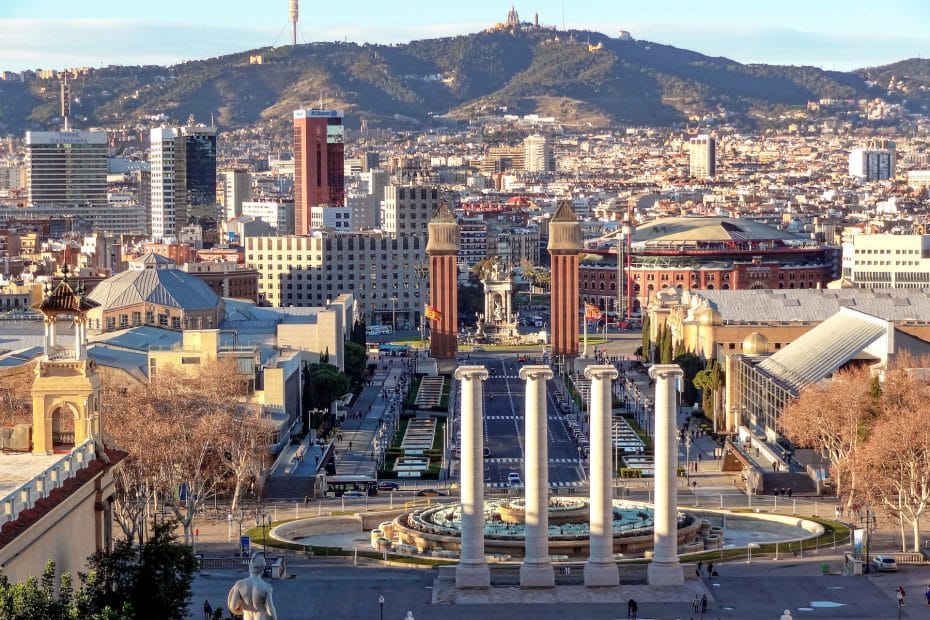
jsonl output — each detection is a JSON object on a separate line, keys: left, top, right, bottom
{"left": 381, "top": 184, "right": 438, "bottom": 236}
{"left": 841, "top": 233, "right": 930, "bottom": 288}
{"left": 245, "top": 232, "right": 427, "bottom": 328}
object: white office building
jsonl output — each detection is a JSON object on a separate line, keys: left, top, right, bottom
{"left": 841, "top": 233, "right": 930, "bottom": 288}
{"left": 689, "top": 135, "right": 716, "bottom": 179}
{"left": 849, "top": 148, "right": 896, "bottom": 181}
{"left": 382, "top": 184, "right": 439, "bottom": 235}
{"left": 222, "top": 170, "right": 252, "bottom": 220}
{"left": 150, "top": 126, "right": 217, "bottom": 241}
{"left": 309, "top": 205, "right": 352, "bottom": 231}
{"left": 241, "top": 200, "right": 295, "bottom": 234}
{"left": 25, "top": 131, "right": 107, "bottom": 208}
{"left": 523, "top": 134, "right": 555, "bottom": 174}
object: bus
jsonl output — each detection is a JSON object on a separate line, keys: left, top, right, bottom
{"left": 323, "top": 475, "right": 379, "bottom": 497}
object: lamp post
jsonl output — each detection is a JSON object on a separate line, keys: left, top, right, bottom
{"left": 684, "top": 433, "right": 692, "bottom": 484}
{"left": 391, "top": 295, "right": 398, "bottom": 332}
{"left": 860, "top": 508, "right": 877, "bottom": 572}
{"left": 378, "top": 594, "right": 384, "bottom": 620}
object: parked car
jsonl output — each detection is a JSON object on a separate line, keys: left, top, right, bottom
{"left": 871, "top": 555, "right": 897, "bottom": 572}
{"left": 377, "top": 481, "right": 400, "bottom": 491}
{"left": 507, "top": 472, "right": 522, "bottom": 487}
{"left": 342, "top": 491, "right": 367, "bottom": 499}
{"left": 416, "top": 488, "right": 447, "bottom": 497}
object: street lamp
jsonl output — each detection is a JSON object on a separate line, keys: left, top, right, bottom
{"left": 391, "top": 295, "right": 398, "bottom": 332}
{"left": 378, "top": 594, "right": 385, "bottom": 620}
{"left": 859, "top": 508, "right": 877, "bottom": 572}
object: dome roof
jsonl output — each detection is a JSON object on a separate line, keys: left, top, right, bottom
{"left": 633, "top": 217, "right": 802, "bottom": 245}
{"left": 88, "top": 264, "right": 221, "bottom": 312}
{"left": 742, "top": 332, "right": 770, "bottom": 356}
{"left": 697, "top": 307, "right": 723, "bottom": 326}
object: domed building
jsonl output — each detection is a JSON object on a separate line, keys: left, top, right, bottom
{"left": 580, "top": 216, "right": 839, "bottom": 314}
{"left": 86, "top": 253, "right": 224, "bottom": 333}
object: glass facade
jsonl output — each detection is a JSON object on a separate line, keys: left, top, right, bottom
{"left": 733, "top": 356, "right": 794, "bottom": 438}
{"left": 185, "top": 131, "right": 217, "bottom": 209}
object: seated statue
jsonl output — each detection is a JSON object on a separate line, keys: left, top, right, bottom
{"left": 227, "top": 553, "right": 278, "bottom": 620}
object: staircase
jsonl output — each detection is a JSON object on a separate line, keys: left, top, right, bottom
{"left": 759, "top": 471, "right": 818, "bottom": 496}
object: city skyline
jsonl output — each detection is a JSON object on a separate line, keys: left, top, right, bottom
{"left": 1, "top": 0, "right": 928, "bottom": 72}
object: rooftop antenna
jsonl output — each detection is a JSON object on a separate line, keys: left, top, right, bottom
{"left": 60, "top": 75, "right": 71, "bottom": 132}
{"left": 289, "top": 0, "right": 299, "bottom": 46}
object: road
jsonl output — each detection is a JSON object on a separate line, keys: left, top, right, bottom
{"left": 476, "top": 357, "right": 586, "bottom": 489}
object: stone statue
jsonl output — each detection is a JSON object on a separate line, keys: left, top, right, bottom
{"left": 227, "top": 553, "right": 278, "bottom": 620}
{"left": 493, "top": 301, "right": 503, "bottom": 322}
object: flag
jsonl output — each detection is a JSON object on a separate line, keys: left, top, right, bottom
{"left": 584, "top": 303, "right": 601, "bottom": 320}
{"left": 425, "top": 304, "right": 442, "bottom": 321}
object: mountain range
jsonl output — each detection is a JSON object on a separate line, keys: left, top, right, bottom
{"left": 1, "top": 27, "right": 928, "bottom": 134}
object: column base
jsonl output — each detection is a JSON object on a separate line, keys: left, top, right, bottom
{"left": 647, "top": 561, "right": 684, "bottom": 586}
{"left": 455, "top": 563, "right": 490, "bottom": 589}
{"left": 583, "top": 560, "right": 619, "bottom": 587}
{"left": 520, "top": 562, "right": 555, "bottom": 588}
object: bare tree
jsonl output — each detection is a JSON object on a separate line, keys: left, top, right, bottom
{"left": 779, "top": 365, "right": 878, "bottom": 506}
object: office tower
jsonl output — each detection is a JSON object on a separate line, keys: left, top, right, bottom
{"left": 689, "top": 135, "right": 716, "bottom": 179}
{"left": 25, "top": 131, "right": 108, "bottom": 208}
{"left": 849, "top": 147, "right": 896, "bottom": 181}
{"left": 361, "top": 151, "right": 380, "bottom": 173}
{"left": 222, "top": 170, "right": 252, "bottom": 220}
{"left": 524, "top": 134, "right": 555, "bottom": 174}
{"left": 382, "top": 184, "right": 439, "bottom": 235}
{"left": 293, "top": 108, "right": 345, "bottom": 235}
{"left": 150, "top": 126, "right": 217, "bottom": 241}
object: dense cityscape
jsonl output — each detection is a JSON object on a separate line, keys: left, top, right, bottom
{"left": 0, "top": 3, "right": 928, "bottom": 619}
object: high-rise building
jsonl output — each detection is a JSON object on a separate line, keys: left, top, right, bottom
{"left": 25, "top": 131, "right": 107, "bottom": 208}
{"left": 524, "top": 134, "right": 555, "bottom": 174}
{"left": 382, "top": 184, "right": 439, "bottom": 235}
{"left": 293, "top": 108, "right": 345, "bottom": 235}
{"left": 689, "top": 135, "right": 716, "bottom": 179}
{"left": 849, "top": 147, "right": 896, "bottom": 181}
{"left": 222, "top": 170, "right": 252, "bottom": 220}
{"left": 149, "top": 126, "right": 217, "bottom": 241}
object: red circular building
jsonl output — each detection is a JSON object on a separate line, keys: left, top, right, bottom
{"left": 580, "top": 217, "right": 839, "bottom": 314}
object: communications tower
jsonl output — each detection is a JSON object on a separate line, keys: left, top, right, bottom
{"left": 289, "top": 0, "right": 299, "bottom": 46}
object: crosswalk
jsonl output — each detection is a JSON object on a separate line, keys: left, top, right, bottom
{"left": 486, "top": 480, "right": 586, "bottom": 489}
{"left": 486, "top": 457, "right": 582, "bottom": 464}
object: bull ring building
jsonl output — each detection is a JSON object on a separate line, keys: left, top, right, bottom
{"left": 581, "top": 217, "right": 839, "bottom": 314}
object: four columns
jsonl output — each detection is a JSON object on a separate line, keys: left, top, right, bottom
{"left": 453, "top": 361, "right": 684, "bottom": 590}
{"left": 584, "top": 364, "right": 620, "bottom": 587}
{"left": 519, "top": 365, "right": 554, "bottom": 587}
{"left": 647, "top": 364, "right": 684, "bottom": 586}
{"left": 453, "top": 366, "right": 491, "bottom": 588}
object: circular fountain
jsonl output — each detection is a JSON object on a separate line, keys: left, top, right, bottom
{"left": 388, "top": 497, "right": 702, "bottom": 558}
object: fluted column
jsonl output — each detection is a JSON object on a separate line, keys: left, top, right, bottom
{"left": 454, "top": 365, "right": 490, "bottom": 589}
{"left": 519, "top": 365, "right": 554, "bottom": 588}
{"left": 647, "top": 364, "right": 684, "bottom": 586}
{"left": 584, "top": 364, "right": 620, "bottom": 587}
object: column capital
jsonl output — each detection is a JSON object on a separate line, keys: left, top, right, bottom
{"left": 584, "top": 364, "right": 619, "bottom": 381}
{"left": 519, "top": 365, "right": 553, "bottom": 381}
{"left": 648, "top": 364, "right": 684, "bottom": 380}
{"left": 454, "top": 365, "right": 489, "bottom": 381}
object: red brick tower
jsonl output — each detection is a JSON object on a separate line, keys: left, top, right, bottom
{"left": 548, "top": 200, "right": 582, "bottom": 359}
{"left": 426, "top": 200, "right": 459, "bottom": 363}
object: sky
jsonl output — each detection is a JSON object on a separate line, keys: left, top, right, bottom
{"left": 0, "top": 0, "right": 928, "bottom": 72}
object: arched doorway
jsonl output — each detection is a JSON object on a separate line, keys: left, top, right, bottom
{"left": 51, "top": 405, "right": 76, "bottom": 449}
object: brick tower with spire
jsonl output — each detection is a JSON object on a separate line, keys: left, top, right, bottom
{"left": 548, "top": 200, "right": 582, "bottom": 359}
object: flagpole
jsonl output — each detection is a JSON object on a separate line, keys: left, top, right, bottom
{"left": 582, "top": 308, "right": 588, "bottom": 358}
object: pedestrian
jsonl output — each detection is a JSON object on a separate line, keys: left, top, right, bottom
{"left": 924, "top": 583, "right": 930, "bottom": 606}
{"left": 626, "top": 598, "right": 638, "bottom": 619}
{"left": 897, "top": 586, "right": 906, "bottom": 606}
{"left": 696, "top": 560, "right": 703, "bottom": 575}
{"left": 203, "top": 599, "right": 213, "bottom": 620}
{"left": 707, "top": 561, "right": 714, "bottom": 577}
{"left": 303, "top": 496, "right": 309, "bottom": 507}
{"left": 700, "top": 593, "right": 707, "bottom": 614}
{"left": 779, "top": 610, "right": 793, "bottom": 620}
{"left": 692, "top": 594, "right": 700, "bottom": 614}
{"left": 787, "top": 488, "right": 793, "bottom": 499}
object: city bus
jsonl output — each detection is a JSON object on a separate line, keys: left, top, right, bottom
{"left": 323, "top": 475, "right": 379, "bottom": 497}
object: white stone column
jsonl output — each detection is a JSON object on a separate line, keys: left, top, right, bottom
{"left": 454, "top": 365, "right": 490, "bottom": 589}
{"left": 584, "top": 364, "right": 620, "bottom": 587}
{"left": 519, "top": 365, "right": 554, "bottom": 588}
{"left": 647, "top": 364, "right": 684, "bottom": 586}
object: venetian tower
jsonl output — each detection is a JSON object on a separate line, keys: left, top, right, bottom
{"left": 426, "top": 200, "right": 460, "bottom": 368}
{"left": 30, "top": 274, "right": 102, "bottom": 455}
{"left": 548, "top": 200, "right": 582, "bottom": 359}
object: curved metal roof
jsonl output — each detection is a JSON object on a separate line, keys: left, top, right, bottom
{"left": 633, "top": 217, "right": 802, "bottom": 244}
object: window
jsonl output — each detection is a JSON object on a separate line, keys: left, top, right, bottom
{"left": 145, "top": 311, "right": 154, "bottom": 324}
{"left": 119, "top": 314, "right": 129, "bottom": 328}
{"left": 132, "top": 312, "right": 141, "bottom": 326}
{"left": 106, "top": 317, "right": 116, "bottom": 331}
{"left": 158, "top": 314, "right": 168, "bottom": 327}
{"left": 171, "top": 317, "right": 181, "bottom": 330}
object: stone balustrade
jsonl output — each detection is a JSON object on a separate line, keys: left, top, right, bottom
{"left": 0, "top": 439, "right": 95, "bottom": 524}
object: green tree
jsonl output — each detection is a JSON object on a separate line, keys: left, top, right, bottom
{"left": 0, "top": 561, "right": 123, "bottom": 620}
{"left": 343, "top": 341, "right": 367, "bottom": 388}
{"left": 350, "top": 317, "right": 367, "bottom": 346}
{"left": 641, "top": 315, "right": 651, "bottom": 362}
{"left": 82, "top": 521, "right": 196, "bottom": 620}
{"left": 659, "top": 324, "right": 673, "bottom": 364}
{"left": 672, "top": 352, "right": 703, "bottom": 407}
{"left": 693, "top": 361, "right": 725, "bottom": 428}
{"left": 307, "top": 363, "right": 351, "bottom": 411}
{"left": 458, "top": 282, "right": 483, "bottom": 324}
